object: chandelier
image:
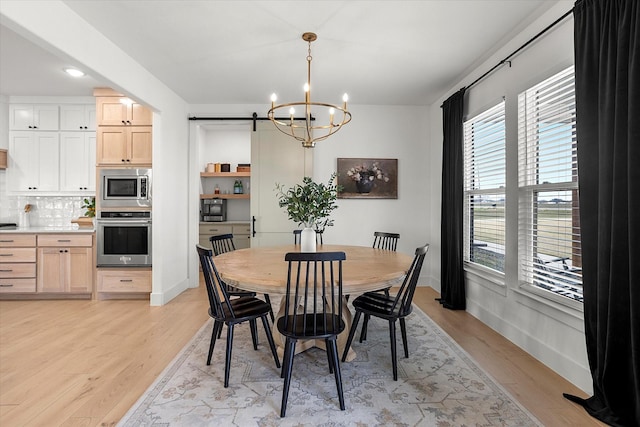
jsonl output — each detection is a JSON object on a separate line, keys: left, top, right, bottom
{"left": 268, "top": 32, "right": 352, "bottom": 148}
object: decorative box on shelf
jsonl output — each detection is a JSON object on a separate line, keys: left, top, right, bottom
{"left": 237, "top": 163, "right": 251, "bottom": 172}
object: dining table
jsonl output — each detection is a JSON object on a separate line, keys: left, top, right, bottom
{"left": 213, "top": 244, "right": 413, "bottom": 361}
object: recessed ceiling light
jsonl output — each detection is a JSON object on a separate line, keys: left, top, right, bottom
{"left": 64, "top": 68, "right": 85, "bottom": 77}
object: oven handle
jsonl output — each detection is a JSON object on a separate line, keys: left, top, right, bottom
{"left": 96, "top": 220, "right": 152, "bottom": 225}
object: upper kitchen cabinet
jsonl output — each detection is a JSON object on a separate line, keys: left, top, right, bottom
{"left": 60, "top": 104, "right": 96, "bottom": 131}
{"left": 96, "top": 126, "right": 152, "bottom": 166}
{"left": 96, "top": 97, "right": 152, "bottom": 126}
{"left": 9, "top": 104, "right": 59, "bottom": 131}
{"left": 9, "top": 131, "right": 60, "bottom": 192}
{"left": 59, "top": 132, "right": 96, "bottom": 192}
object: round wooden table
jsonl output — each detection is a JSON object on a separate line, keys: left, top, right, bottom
{"left": 214, "top": 244, "right": 413, "bottom": 360}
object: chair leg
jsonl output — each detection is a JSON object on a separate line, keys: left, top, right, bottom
{"left": 264, "top": 294, "right": 275, "bottom": 322}
{"left": 224, "top": 323, "right": 235, "bottom": 388}
{"left": 399, "top": 317, "right": 409, "bottom": 358}
{"left": 260, "top": 315, "right": 281, "bottom": 369}
{"left": 208, "top": 320, "right": 222, "bottom": 365}
{"left": 249, "top": 319, "right": 258, "bottom": 350}
{"left": 327, "top": 343, "right": 334, "bottom": 373}
{"left": 280, "top": 338, "right": 297, "bottom": 417}
{"left": 327, "top": 337, "right": 345, "bottom": 411}
{"left": 389, "top": 320, "right": 398, "bottom": 381}
{"left": 342, "top": 311, "right": 361, "bottom": 362}
{"left": 359, "top": 314, "right": 370, "bottom": 342}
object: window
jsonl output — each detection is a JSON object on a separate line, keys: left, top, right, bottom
{"left": 518, "top": 66, "right": 583, "bottom": 303}
{"left": 463, "top": 101, "right": 506, "bottom": 273}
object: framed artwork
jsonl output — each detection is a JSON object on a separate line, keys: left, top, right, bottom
{"left": 337, "top": 158, "right": 398, "bottom": 199}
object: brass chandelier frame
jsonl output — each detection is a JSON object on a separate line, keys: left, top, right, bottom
{"left": 268, "top": 32, "right": 352, "bottom": 148}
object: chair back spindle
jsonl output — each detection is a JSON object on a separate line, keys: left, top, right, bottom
{"left": 373, "top": 231, "right": 400, "bottom": 251}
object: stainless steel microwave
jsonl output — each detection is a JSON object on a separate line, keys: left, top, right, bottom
{"left": 99, "top": 168, "right": 151, "bottom": 208}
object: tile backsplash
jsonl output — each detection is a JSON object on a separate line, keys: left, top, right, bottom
{"left": 3, "top": 195, "right": 91, "bottom": 227}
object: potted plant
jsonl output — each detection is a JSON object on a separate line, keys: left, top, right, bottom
{"left": 72, "top": 197, "right": 95, "bottom": 227}
{"left": 275, "top": 173, "right": 341, "bottom": 251}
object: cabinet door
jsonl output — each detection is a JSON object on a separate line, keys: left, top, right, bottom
{"left": 96, "top": 127, "right": 128, "bottom": 164}
{"left": 8, "top": 132, "right": 59, "bottom": 192}
{"left": 128, "top": 126, "right": 152, "bottom": 164}
{"left": 96, "top": 98, "right": 129, "bottom": 126}
{"left": 60, "top": 105, "right": 96, "bottom": 131}
{"left": 60, "top": 132, "right": 96, "bottom": 192}
{"left": 68, "top": 247, "right": 93, "bottom": 292}
{"left": 10, "top": 105, "right": 59, "bottom": 130}
{"left": 37, "top": 248, "right": 65, "bottom": 292}
{"left": 9, "top": 105, "right": 35, "bottom": 130}
{"left": 33, "top": 105, "right": 60, "bottom": 130}
{"left": 129, "top": 103, "right": 152, "bottom": 126}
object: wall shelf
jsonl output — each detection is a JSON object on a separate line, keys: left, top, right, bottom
{"left": 200, "top": 193, "right": 249, "bottom": 200}
{"left": 200, "top": 171, "right": 250, "bottom": 178}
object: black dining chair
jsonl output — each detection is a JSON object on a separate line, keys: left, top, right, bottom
{"left": 196, "top": 244, "right": 280, "bottom": 388}
{"left": 278, "top": 251, "right": 347, "bottom": 417}
{"left": 293, "top": 229, "right": 324, "bottom": 245}
{"left": 373, "top": 231, "right": 400, "bottom": 251}
{"left": 342, "top": 244, "right": 429, "bottom": 381}
{"left": 210, "top": 234, "right": 274, "bottom": 322}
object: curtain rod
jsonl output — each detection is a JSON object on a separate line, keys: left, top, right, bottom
{"left": 465, "top": 8, "right": 574, "bottom": 91}
{"left": 188, "top": 112, "right": 314, "bottom": 131}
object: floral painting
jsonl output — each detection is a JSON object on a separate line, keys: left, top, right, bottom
{"left": 337, "top": 158, "right": 398, "bottom": 199}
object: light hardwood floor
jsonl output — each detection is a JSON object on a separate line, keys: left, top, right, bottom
{"left": 0, "top": 285, "right": 602, "bottom": 426}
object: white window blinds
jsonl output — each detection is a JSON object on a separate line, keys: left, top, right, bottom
{"left": 463, "top": 101, "right": 506, "bottom": 273}
{"left": 518, "top": 66, "right": 583, "bottom": 302}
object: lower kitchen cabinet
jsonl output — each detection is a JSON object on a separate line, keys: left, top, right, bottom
{"left": 199, "top": 222, "right": 250, "bottom": 250}
{"left": 97, "top": 268, "right": 151, "bottom": 296}
{"left": 37, "top": 234, "right": 93, "bottom": 293}
{"left": 0, "top": 234, "right": 37, "bottom": 293}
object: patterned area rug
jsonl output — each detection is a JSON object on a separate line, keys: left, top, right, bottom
{"left": 119, "top": 302, "right": 541, "bottom": 426}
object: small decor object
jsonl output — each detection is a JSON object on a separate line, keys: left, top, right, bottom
{"left": 233, "top": 180, "right": 244, "bottom": 194}
{"left": 19, "top": 204, "right": 32, "bottom": 228}
{"left": 275, "top": 174, "right": 341, "bottom": 252}
{"left": 337, "top": 158, "right": 398, "bottom": 199}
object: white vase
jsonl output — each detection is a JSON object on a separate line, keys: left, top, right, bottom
{"left": 300, "top": 227, "right": 316, "bottom": 252}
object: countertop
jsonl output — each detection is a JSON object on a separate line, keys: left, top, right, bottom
{"left": 0, "top": 226, "right": 95, "bottom": 234}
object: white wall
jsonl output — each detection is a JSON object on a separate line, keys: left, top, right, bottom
{"left": 429, "top": 2, "right": 591, "bottom": 393}
{"left": 188, "top": 103, "right": 431, "bottom": 286}
{"left": 0, "top": 1, "right": 191, "bottom": 305}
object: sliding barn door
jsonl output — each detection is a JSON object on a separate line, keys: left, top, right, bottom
{"left": 250, "top": 121, "right": 313, "bottom": 247}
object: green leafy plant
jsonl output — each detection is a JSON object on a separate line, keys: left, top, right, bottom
{"left": 81, "top": 197, "right": 95, "bottom": 218}
{"left": 275, "top": 173, "right": 342, "bottom": 232}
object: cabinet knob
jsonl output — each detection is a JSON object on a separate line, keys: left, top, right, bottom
{"left": 122, "top": 120, "right": 126, "bottom": 124}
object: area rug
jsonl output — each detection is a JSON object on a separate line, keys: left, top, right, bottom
{"left": 118, "top": 302, "right": 541, "bottom": 426}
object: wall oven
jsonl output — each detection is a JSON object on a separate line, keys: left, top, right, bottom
{"left": 99, "top": 168, "right": 151, "bottom": 208}
{"left": 96, "top": 211, "right": 152, "bottom": 267}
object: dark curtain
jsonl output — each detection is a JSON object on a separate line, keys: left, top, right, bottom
{"left": 563, "top": 0, "right": 640, "bottom": 425}
{"left": 439, "top": 88, "right": 466, "bottom": 310}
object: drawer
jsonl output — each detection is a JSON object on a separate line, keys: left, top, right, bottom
{"left": 0, "top": 234, "right": 36, "bottom": 247}
{"left": 97, "top": 269, "right": 151, "bottom": 292}
{"left": 0, "top": 247, "right": 36, "bottom": 263}
{"left": 199, "top": 224, "right": 233, "bottom": 235}
{"left": 37, "top": 234, "right": 93, "bottom": 247}
{"left": 232, "top": 224, "right": 251, "bottom": 235}
{"left": 0, "top": 263, "right": 36, "bottom": 278}
{"left": 0, "top": 278, "right": 36, "bottom": 293}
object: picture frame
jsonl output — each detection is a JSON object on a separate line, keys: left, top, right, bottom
{"left": 337, "top": 158, "right": 398, "bottom": 199}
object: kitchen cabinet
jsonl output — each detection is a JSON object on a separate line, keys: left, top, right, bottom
{"left": 60, "top": 104, "right": 96, "bottom": 131}
{"left": 96, "top": 126, "right": 152, "bottom": 165}
{"left": 97, "top": 268, "right": 151, "bottom": 294}
{"left": 9, "top": 104, "right": 59, "bottom": 131}
{"left": 59, "top": 132, "right": 96, "bottom": 192}
{"left": 0, "top": 234, "right": 37, "bottom": 293}
{"left": 36, "top": 234, "right": 93, "bottom": 293}
{"left": 96, "top": 97, "right": 152, "bottom": 126}
{"left": 199, "top": 222, "right": 250, "bottom": 250}
{"left": 8, "top": 131, "right": 60, "bottom": 192}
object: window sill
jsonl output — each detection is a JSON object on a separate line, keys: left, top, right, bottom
{"left": 464, "top": 262, "right": 506, "bottom": 296}
{"left": 514, "top": 282, "right": 584, "bottom": 332}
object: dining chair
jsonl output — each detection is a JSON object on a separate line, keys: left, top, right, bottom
{"left": 210, "top": 234, "right": 274, "bottom": 322}
{"left": 341, "top": 243, "right": 429, "bottom": 381}
{"left": 293, "top": 228, "right": 324, "bottom": 245}
{"left": 278, "top": 251, "right": 347, "bottom": 417}
{"left": 373, "top": 231, "right": 400, "bottom": 251}
{"left": 196, "top": 244, "right": 280, "bottom": 388}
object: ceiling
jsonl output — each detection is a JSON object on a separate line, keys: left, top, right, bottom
{"left": 0, "top": 1, "right": 561, "bottom": 106}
